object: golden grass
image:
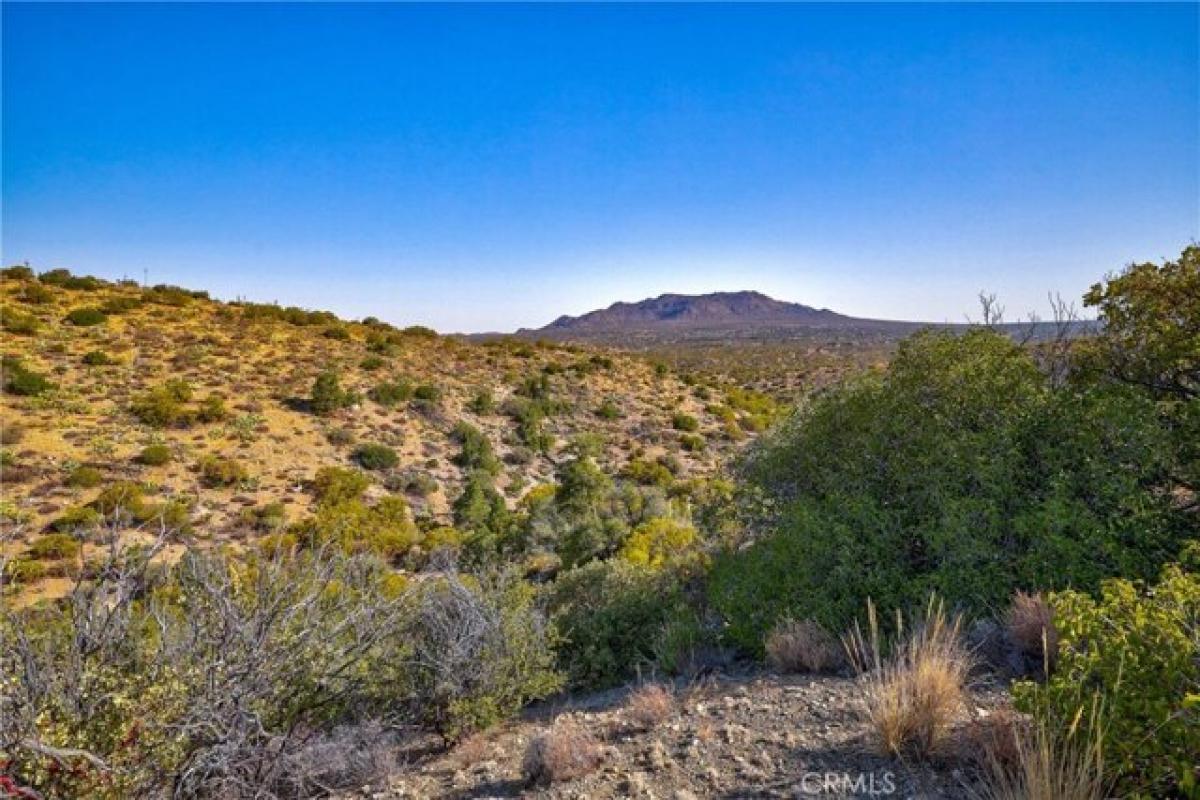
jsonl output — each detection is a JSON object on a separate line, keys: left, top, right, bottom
{"left": 625, "top": 683, "right": 675, "bottom": 730}
{"left": 844, "top": 596, "right": 972, "bottom": 758}
{"left": 972, "top": 706, "right": 1106, "bottom": 800}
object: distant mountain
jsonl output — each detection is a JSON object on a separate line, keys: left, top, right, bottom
{"left": 520, "top": 290, "right": 906, "bottom": 338}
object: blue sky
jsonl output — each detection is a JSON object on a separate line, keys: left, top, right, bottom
{"left": 3, "top": 3, "right": 1197, "bottom": 332}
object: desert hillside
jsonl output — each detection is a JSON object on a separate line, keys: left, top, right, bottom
{"left": 1, "top": 267, "right": 778, "bottom": 602}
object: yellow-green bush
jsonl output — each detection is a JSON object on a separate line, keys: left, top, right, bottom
{"left": 1013, "top": 557, "right": 1200, "bottom": 799}
{"left": 618, "top": 517, "right": 701, "bottom": 570}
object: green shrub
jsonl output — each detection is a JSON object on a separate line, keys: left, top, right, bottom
{"left": 359, "top": 355, "right": 386, "bottom": 371}
{"left": 239, "top": 501, "right": 288, "bottom": 532}
{"left": 5, "top": 557, "right": 47, "bottom": 584}
{"left": 64, "top": 307, "right": 107, "bottom": 326}
{"left": 28, "top": 533, "right": 81, "bottom": 560}
{"left": 679, "top": 433, "right": 705, "bottom": 452}
{"left": 622, "top": 458, "right": 674, "bottom": 488}
{"left": 468, "top": 388, "right": 495, "bottom": 414}
{"left": 710, "top": 329, "right": 1190, "bottom": 650}
{"left": 19, "top": 283, "right": 54, "bottom": 305}
{"left": 100, "top": 295, "right": 142, "bottom": 314}
{"left": 353, "top": 443, "right": 398, "bottom": 471}
{"left": 292, "top": 495, "right": 418, "bottom": 558}
{"left": 2, "top": 306, "right": 41, "bottom": 335}
{"left": 413, "top": 384, "right": 442, "bottom": 402}
{"left": 91, "top": 481, "right": 151, "bottom": 521}
{"left": 82, "top": 349, "right": 115, "bottom": 366}
{"left": 368, "top": 379, "right": 413, "bottom": 406}
{"left": 312, "top": 466, "right": 371, "bottom": 505}
{"left": 51, "top": 505, "right": 103, "bottom": 532}
{"left": 130, "top": 381, "right": 195, "bottom": 427}
{"left": 2, "top": 357, "right": 55, "bottom": 397}
{"left": 197, "top": 455, "right": 248, "bottom": 487}
{"left": 451, "top": 421, "right": 500, "bottom": 475}
{"left": 618, "top": 517, "right": 702, "bottom": 571}
{"left": 2, "top": 265, "right": 34, "bottom": 280}
{"left": 323, "top": 325, "right": 351, "bottom": 340}
{"left": 196, "top": 394, "right": 228, "bottom": 423}
{"left": 311, "top": 370, "right": 357, "bottom": 415}
{"left": 1014, "top": 559, "right": 1200, "bottom": 799}
{"left": 671, "top": 412, "right": 699, "bottom": 432}
{"left": 137, "top": 444, "right": 172, "bottom": 466}
{"left": 595, "top": 399, "right": 622, "bottom": 420}
{"left": 67, "top": 465, "right": 104, "bottom": 488}
{"left": 546, "top": 560, "right": 687, "bottom": 689}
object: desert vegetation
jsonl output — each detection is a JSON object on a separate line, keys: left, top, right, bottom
{"left": 1, "top": 246, "right": 1198, "bottom": 798}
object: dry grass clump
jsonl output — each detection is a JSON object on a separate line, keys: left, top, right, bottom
{"left": 972, "top": 711, "right": 1106, "bottom": 800}
{"left": 1004, "top": 591, "right": 1058, "bottom": 672}
{"left": 522, "top": 719, "right": 604, "bottom": 785}
{"left": 844, "top": 596, "right": 972, "bottom": 758}
{"left": 625, "top": 683, "right": 675, "bottom": 730}
{"left": 961, "top": 708, "right": 1028, "bottom": 775}
{"left": 765, "top": 617, "right": 844, "bottom": 673}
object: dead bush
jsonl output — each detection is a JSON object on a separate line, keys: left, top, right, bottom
{"left": 972, "top": 710, "right": 1106, "bottom": 800}
{"left": 1004, "top": 591, "right": 1058, "bottom": 673}
{"left": 765, "top": 617, "right": 844, "bottom": 673}
{"left": 961, "top": 708, "right": 1028, "bottom": 774}
{"left": 522, "top": 720, "right": 603, "bottom": 785}
{"left": 625, "top": 683, "right": 674, "bottom": 730}
{"left": 845, "top": 596, "right": 972, "bottom": 758}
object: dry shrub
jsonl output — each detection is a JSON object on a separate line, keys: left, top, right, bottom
{"left": 765, "top": 617, "right": 844, "bottom": 673}
{"left": 1004, "top": 591, "right": 1058, "bottom": 672}
{"left": 972, "top": 710, "right": 1106, "bottom": 800}
{"left": 961, "top": 708, "right": 1028, "bottom": 775}
{"left": 844, "top": 596, "right": 972, "bottom": 758}
{"left": 625, "top": 683, "right": 675, "bottom": 730}
{"left": 522, "top": 720, "right": 603, "bottom": 785}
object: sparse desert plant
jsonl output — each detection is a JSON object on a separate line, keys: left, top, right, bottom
{"left": 595, "top": 398, "right": 622, "bottom": 419}
{"left": 130, "top": 379, "right": 195, "bottom": 427}
{"left": 625, "top": 683, "right": 675, "bottom": 729}
{"left": 1005, "top": 590, "right": 1058, "bottom": 673}
{"left": 412, "top": 383, "right": 442, "bottom": 402}
{"left": 359, "top": 354, "right": 386, "bottom": 371}
{"left": 0, "top": 421, "right": 25, "bottom": 445}
{"left": 844, "top": 596, "right": 972, "bottom": 758}
{"left": 64, "top": 306, "right": 107, "bottom": 326}
{"left": 27, "top": 532, "right": 82, "bottom": 560}
{"left": 679, "top": 433, "right": 705, "bottom": 452}
{"left": 765, "top": 617, "right": 844, "bottom": 673}
{"left": 198, "top": 454, "right": 248, "bottom": 487}
{"left": 671, "top": 411, "right": 699, "bottom": 432}
{"left": 51, "top": 504, "right": 103, "bottom": 532}
{"left": 66, "top": 465, "right": 104, "bottom": 488}
{"left": 353, "top": 442, "right": 399, "bottom": 471}
{"left": 368, "top": 378, "right": 413, "bottom": 406}
{"left": 81, "top": 349, "right": 115, "bottom": 366}
{"left": 312, "top": 466, "right": 371, "bottom": 505}
{"left": 522, "top": 719, "right": 603, "bottom": 785}
{"left": 137, "top": 444, "right": 173, "bottom": 465}
{"left": 3, "top": 357, "right": 55, "bottom": 397}
{"left": 2, "top": 306, "right": 41, "bottom": 335}
{"left": 468, "top": 387, "right": 495, "bottom": 414}
{"left": 451, "top": 421, "right": 500, "bottom": 474}
{"left": 196, "top": 394, "right": 228, "bottom": 423}
{"left": 311, "top": 370, "right": 357, "bottom": 415}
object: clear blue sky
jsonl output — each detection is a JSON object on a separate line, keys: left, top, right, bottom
{"left": 3, "top": 3, "right": 1197, "bottom": 332}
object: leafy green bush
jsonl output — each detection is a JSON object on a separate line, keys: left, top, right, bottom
{"left": 1014, "top": 557, "right": 1200, "bottom": 799}
{"left": 81, "top": 349, "right": 115, "bottom": 366}
{"left": 359, "top": 355, "right": 386, "bottom": 371}
{"left": 1, "top": 306, "right": 40, "bottom": 335}
{"left": 100, "top": 295, "right": 142, "bottom": 314}
{"left": 292, "top": 495, "right": 418, "bottom": 559}
{"left": 353, "top": 443, "right": 398, "bottom": 471}
{"left": 66, "top": 465, "right": 104, "bottom": 488}
{"left": 19, "top": 283, "right": 54, "bottom": 305}
{"left": 312, "top": 466, "right": 371, "bottom": 505}
{"left": 137, "top": 444, "right": 172, "bottom": 466}
{"left": 197, "top": 455, "right": 248, "bottom": 487}
{"left": 452, "top": 421, "right": 500, "bottom": 475}
{"left": 51, "top": 505, "right": 103, "bottom": 532}
{"left": 311, "top": 370, "right": 357, "bottom": 415}
{"left": 413, "top": 384, "right": 442, "bottom": 402}
{"left": 27, "top": 533, "right": 81, "bottom": 561}
{"left": 468, "top": 388, "right": 495, "bottom": 414}
{"left": 595, "top": 398, "right": 622, "bottom": 420}
{"left": 671, "top": 412, "right": 699, "bottom": 432}
{"left": 546, "top": 560, "right": 687, "bottom": 689}
{"left": 130, "top": 380, "right": 195, "bottom": 427}
{"left": 196, "top": 394, "right": 228, "bottom": 423}
{"left": 368, "top": 378, "right": 413, "bottom": 406}
{"left": 64, "top": 306, "right": 107, "bottom": 326}
{"left": 679, "top": 433, "right": 705, "bottom": 452}
{"left": 618, "top": 517, "right": 701, "bottom": 571}
{"left": 2, "top": 357, "right": 55, "bottom": 397}
{"left": 711, "top": 329, "right": 1190, "bottom": 650}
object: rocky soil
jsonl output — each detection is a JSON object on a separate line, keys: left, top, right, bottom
{"left": 354, "top": 670, "right": 1010, "bottom": 800}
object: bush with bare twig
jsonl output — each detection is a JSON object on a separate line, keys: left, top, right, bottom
{"left": 1004, "top": 591, "right": 1058, "bottom": 674}
{"left": 522, "top": 719, "right": 603, "bottom": 785}
{"left": 625, "top": 683, "right": 674, "bottom": 730}
{"left": 765, "top": 617, "right": 844, "bottom": 673}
